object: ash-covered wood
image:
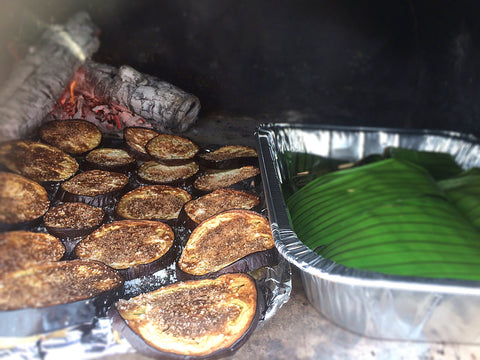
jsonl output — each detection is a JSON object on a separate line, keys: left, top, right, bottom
{"left": 0, "top": 12, "right": 100, "bottom": 141}
{"left": 69, "top": 60, "right": 201, "bottom": 133}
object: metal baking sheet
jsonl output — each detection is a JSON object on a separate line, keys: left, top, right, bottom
{"left": 256, "top": 123, "right": 480, "bottom": 343}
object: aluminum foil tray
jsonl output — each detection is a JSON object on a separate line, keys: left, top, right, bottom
{"left": 256, "top": 123, "right": 480, "bottom": 343}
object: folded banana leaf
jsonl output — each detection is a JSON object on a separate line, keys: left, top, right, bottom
{"left": 280, "top": 151, "right": 350, "bottom": 199}
{"left": 287, "top": 158, "right": 480, "bottom": 281}
{"left": 384, "top": 147, "right": 463, "bottom": 180}
{"left": 438, "top": 168, "right": 480, "bottom": 229}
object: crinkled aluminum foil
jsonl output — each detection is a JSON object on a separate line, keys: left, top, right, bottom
{"left": 256, "top": 123, "right": 480, "bottom": 343}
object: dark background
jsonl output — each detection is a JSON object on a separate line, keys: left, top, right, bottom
{"left": 1, "top": 0, "right": 480, "bottom": 135}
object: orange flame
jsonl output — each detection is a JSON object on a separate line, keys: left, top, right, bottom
{"left": 69, "top": 80, "right": 77, "bottom": 108}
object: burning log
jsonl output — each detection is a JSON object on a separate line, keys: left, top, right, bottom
{"left": 0, "top": 12, "right": 100, "bottom": 141}
{"left": 50, "top": 61, "right": 201, "bottom": 135}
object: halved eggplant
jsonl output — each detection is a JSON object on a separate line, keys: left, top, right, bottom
{"left": 84, "top": 148, "right": 136, "bottom": 173}
{"left": 110, "top": 273, "right": 263, "bottom": 359}
{"left": 177, "top": 210, "right": 276, "bottom": 279}
{"left": 193, "top": 166, "right": 261, "bottom": 194}
{"left": 197, "top": 145, "right": 258, "bottom": 169}
{"left": 0, "top": 259, "right": 124, "bottom": 337}
{"left": 44, "top": 202, "right": 105, "bottom": 255}
{"left": 74, "top": 220, "right": 176, "bottom": 281}
{"left": 137, "top": 160, "right": 199, "bottom": 186}
{"left": 0, "top": 172, "right": 50, "bottom": 231}
{"left": 115, "top": 185, "right": 191, "bottom": 224}
{"left": 39, "top": 119, "right": 102, "bottom": 155}
{"left": 57, "top": 170, "right": 130, "bottom": 208}
{"left": 124, "top": 126, "right": 160, "bottom": 161}
{"left": 0, "top": 231, "right": 65, "bottom": 272}
{"left": 0, "top": 140, "right": 79, "bottom": 183}
{"left": 179, "top": 189, "right": 261, "bottom": 230}
{"left": 145, "top": 134, "right": 200, "bottom": 165}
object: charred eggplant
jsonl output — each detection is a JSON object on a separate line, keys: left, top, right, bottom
{"left": 0, "top": 140, "right": 79, "bottom": 183}
{"left": 197, "top": 145, "right": 258, "bottom": 169}
{"left": 43, "top": 202, "right": 105, "bottom": 255}
{"left": 111, "top": 273, "right": 263, "bottom": 359}
{"left": 0, "top": 259, "right": 124, "bottom": 337}
{"left": 0, "top": 231, "right": 65, "bottom": 272}
{"left": 137, "top": 160, "right": 199, "bottom": 186}
{"left": 180, "top": 189, "right": 261, "bottom": 230}
{"left": 115, "top": 185, "right": 191, "bottom": 224}
{"left": 84, "top": 148, "right": 136, "bottom": 173}
{"left": 124, "top": 126, "right": 160, "bottom": 161}
{"left": 74, "top": 220, "right": 176, "bottom": 280}
{"left": 177, "top": 210, "right": 276, "bottom": 278}
{"left": 57, "top": 169, "right": 129, "bottom": 208}
{"left": 0, "top": 172, "right": 50, "bottom": 230}
{"left": 193, "top": 166, "right": 260, "bottom": 194}
{"left": 39, "top": 119, "right": 102, "bottom": 155}
{"left": 145, "top": 134, "right": 199, "bottom": 165}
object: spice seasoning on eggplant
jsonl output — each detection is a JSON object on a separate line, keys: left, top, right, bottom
{"left": 193, "top": 166, "right": 260, "bottom": 193}
{"left": 112, "top": 273, "right": 261, "bottom": 358}
{"left": 0, "top": 172, "right": 50, "bottom": 228}
{"left": 0, "top": 140, "right": 79, "bottom": 183}
{"left": 178, "top": 209, "right": 275, "bottom": 277}
{"left": 123, "top": 126, "right": 159, "bottom": 160}
{"left": 39, "top": 119, "right": 102, "bottom": 155}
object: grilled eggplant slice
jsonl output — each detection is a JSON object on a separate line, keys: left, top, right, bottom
{"left": 0, "top": 140, "right": 79, "bottom": 183}
{"left": 0, "top": 231, "right": 65, "bottom": 272}
{"left": 84, "top": 148, "right": 136, "bottom": 173}
{"left": 111, "top": 273, "right": 263, "bottom": 359}
{"left": 0, "top": 259, "right": 124, "bottom": 337}
{"left": 180, "top": 189, "right": 261, "bottom": 230}
{"left": 137, "top": 160, "right": 199, "bottom": 186}
{"left": 197, "top": 145, "right": 258, "bottom": 169}
{"left": 44, "top": 202, "right": 105, "bottom": 255}
{"left": 74, "top": 220, "right": 176, "bottom": 280}
{"left": 124, "top": 126, "right": 160, "bottom": 160}
{"left": 39, "top": 119, "right": 102, "bottom": 155}
{"left": 115, "top": 185, "right": 191, "bottom": 224}
{"left": 193, "top": 166, "right": 260, "bottom": 194}
{"left": 57, "top": 169, "right": 129, "bottom": 208}
{"left": 146, "top": 134, "right": 200, "bottom": 165}
{"left": 177, "top": 210, "right": 276, "bottom": 278}
{"left": 0, "top": 172, "right": 50, "bottom": 230}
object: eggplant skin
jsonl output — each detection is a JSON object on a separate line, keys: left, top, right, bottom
{"left": 110, "top": 273, "right": 264, "bottom": 359}
{"left": 176, "top": 247, "right": 279, "bottom": 282}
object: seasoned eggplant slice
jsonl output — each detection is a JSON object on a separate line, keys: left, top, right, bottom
{"left": 124, "top": 126, "right": 160, "bottom": 160}
{"left": 115, "top": 185, "right": 191, "bottom": 223}
{"left": 197, "top": 145, "right": 258, "bottom": 169}
{"left": 0, "top": 140, "right": 79, "bottom": 183}
{"left": 193, "top": 166, "right": 260, "bottom": 193}
{"left": 74, "top": 220, "right": 176, "bottom": 280}
{"left": 44, "top": 202, "right": 105, "bottom": 255}
{"left": 137, "top": 160, "right": 199, "bottom": 186}
{"left": 39, "top": 119, "right": 102, "bottom": 155}
{"left": 0, "top": 259, "right": 124, "bottom": 337}
{"left": 111, "top": 273, "right": 262, "bottom": 359}
{"left": 0, "top": 231, "right": 65, "bottom": 271}
{"left": 146, "top": 134, "right": 200, "bottom": 165}
{"left": 178, "top": 210, "right": 275, "bottom": 277}
{"left": 57, "top": 170, "right": 129, "bottom": 207}
{"left": 84, "top": 148, "right": 136, "bottom": 173}
{"left": 180, "top": 189, "right": 260, "bottom": 230}
{"left": 0, "top": 172, "right": 50, "bottom": 230}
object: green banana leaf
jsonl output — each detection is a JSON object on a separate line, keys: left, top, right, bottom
{"left": 286, "top": 158, "right": 480, "bottom": 281}
{"left": 438, "top": 167, "right": 480, "bottom": 229}
{"left": 384, "top": 147, "right": 463, "bottom": 180}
